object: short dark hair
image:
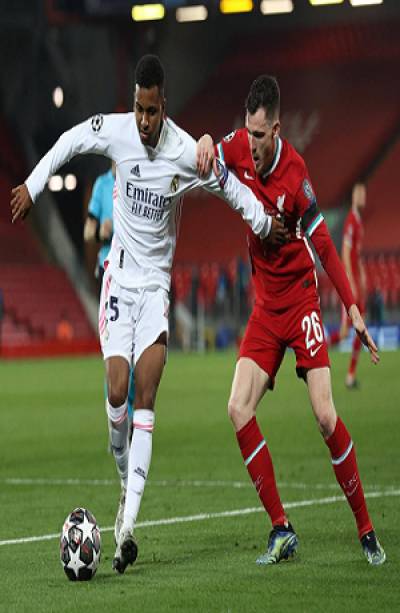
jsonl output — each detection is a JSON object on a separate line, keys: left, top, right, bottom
{"left": 245, "top": 75, "right": 280, "bottom": 122}
{"left": 135, "top": 54, "right": 165, "bottom": 95}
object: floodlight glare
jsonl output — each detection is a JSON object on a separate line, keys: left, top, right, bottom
{"left": 309, "top": 0, "right": 344, "bottom": 5}
{"left": 52, "top": 87, "right": 64, "bottom": 108}
{"left": 220, "top": 0, "right": 253, "bottom": 14}
{"left": 261, "top": 0, "right": 293, "bottom": 15}
{"left": 48, "top": 175, "right": 63, "bottom": 192}
{"left": 176, "top": 5, "right": 208, "bottom": 22}
{"left": 131, "top": 4, "right": 165, "bottom": 21}
{"left": 350, "top": 0, "right": 383, "bottom": 6}
{"left": 64, "top": 174, "right": 77, "bottom": 191}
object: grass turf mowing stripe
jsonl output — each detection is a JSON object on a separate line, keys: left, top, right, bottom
{"left": 4, "top": 478, "right": 397, "bottom": 490}
{"left": 1, "top": 488, "right": 399, "bottom": 547}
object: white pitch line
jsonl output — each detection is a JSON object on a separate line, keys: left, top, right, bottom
{"left": 1, "top": 488, "right": 399, "bottom": 547}
{"left": 3, "top": 477, "right": 395, "bottom": 491}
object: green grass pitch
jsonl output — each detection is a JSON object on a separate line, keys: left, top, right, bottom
{"left": 0, "top": 350, "right": 398, "bottom": 612}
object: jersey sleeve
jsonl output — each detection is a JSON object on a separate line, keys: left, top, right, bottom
{"left": 293, "top": 164, "right": 325, "bottom": 240}
{"left": 88, "top": 177, "right": 103, "bottom": 220}
{"left": 26, "top": 114, "right": 114, "bottom": 202}
{"left": 310, "top": 220, "right": 355, "bottom": 312}
{"left": 215, "top": 130, "right": 241, "bottom": 169}
{"left": 180, "top": 134, "right": 271, "bottom": 239}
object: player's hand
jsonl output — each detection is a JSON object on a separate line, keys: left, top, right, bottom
{"left": 348, "top": 304, "right": 379, "bottom": 364}
{"left": 100, "top": 218, "right": 113, "bottom": 241}
{"left": 11, "top": 184, "right": 33, "bottom": 223}
{"left": 263, "top": 217, "right": 289, "bottom": 247}
{"left": 197, "top": 134, "right": 215, "bottom": 178}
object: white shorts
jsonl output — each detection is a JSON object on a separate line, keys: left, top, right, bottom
{"left": 98, "top": 269, "right": 169, "bottom": 366}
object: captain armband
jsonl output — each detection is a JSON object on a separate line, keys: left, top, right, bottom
{"left": 301, "top": 201, "right": 324, "bottom": 237}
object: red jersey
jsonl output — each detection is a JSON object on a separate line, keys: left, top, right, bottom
{"left": 217, "top": 128, "right": 355, "bottom": 313}
{"left": 343, "top": 209, "right": 363, "bottom": 286}
{"left": 217, "top": 129, "right": 322, "bottom": 310}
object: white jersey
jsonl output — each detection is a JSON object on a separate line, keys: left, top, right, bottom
{"left": 26, "top": 113, "right": 271, "bottom": 291}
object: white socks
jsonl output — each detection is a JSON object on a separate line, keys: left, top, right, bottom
{"left": 106, "top": 399, "right": 129, "bottom": 487}
{"left": 123, "top": 408, "right": 155, "bottom": 533}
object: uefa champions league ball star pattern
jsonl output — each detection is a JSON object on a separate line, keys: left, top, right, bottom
{"left": 60, "top": 508, "right": 101, "bottom": 581}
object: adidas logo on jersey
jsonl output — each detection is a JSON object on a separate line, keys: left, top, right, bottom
{"left": 130, "top": 164, "right": 141, "bottom": 177}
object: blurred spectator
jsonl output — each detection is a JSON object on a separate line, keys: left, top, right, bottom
{"left": 84, "top": 161, "right": 116, "bottom": 296}
{"left": 56, "top": 313, "right": 74, "bottom": 341}
{"left": 368, "top": 288, "right": 384, "bottom": 327}
{"left": 329, "top": 183, "right": 367, "bottom": 389}
{"left": 0, "top": 288, "right": 4, "bottom": 354}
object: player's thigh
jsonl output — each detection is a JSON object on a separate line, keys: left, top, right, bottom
{"left": 229, "top": 358, "right": 271, "bottom": 430}
{"left": 239, "top": 306, "right": 285, "bottom": 388}
{"left": 105, "top": 355, "right": 131, "bottom": 406}
{"left": 99, "top": 271, "right": 134, "bottom": 388}
{"left": 134, "top": 333, "right": 167, "bottom": 410}
{"left": 134, "top": 288, "right": 169, "bottom": 365}
{"left": 306, "top": 367, "right": 336, "bottom": 436}
{"left": 133, "top": 288, "right": 169, "bottom": 409}
{"left": 290, "top": 304, "right": 330, "bottom": 380}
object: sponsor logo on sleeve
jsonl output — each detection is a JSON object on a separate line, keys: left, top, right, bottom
{"left": 303, "top": 178, "right": 314, "bottom": 202}
{"left": 223, "top": 131, "right": 236, "bottom": 143}
{"left": 91, "top": 114, "right": 104, "bottom": 133}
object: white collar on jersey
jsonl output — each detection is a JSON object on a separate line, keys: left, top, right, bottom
{"left": 352, "top": 206, "right": 361, "bottom": 222}
{"left": 145, "top": 119, "right": 168, "bottom": 160}
{"left": 261, "top": 135, "right": 282, "bottom": 180}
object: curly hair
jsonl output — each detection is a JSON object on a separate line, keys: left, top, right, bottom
{"left": 135, "top": 55, "right": 165, "bottom": 95}
{"left": 245, "top": 75, "right": 280, "bottom": 122}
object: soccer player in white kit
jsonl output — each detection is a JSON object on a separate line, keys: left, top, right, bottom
{"left": 11, "top": 55, "right": 288, "bottom": 574}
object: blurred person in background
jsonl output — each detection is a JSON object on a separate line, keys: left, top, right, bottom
{"left": 84, "top": 161, "right": 116, "bottom": 295}
{"left": 84, "top": 161, "right": 135, "bottom": 531}
{"left": 197, "top": 76, "right": 384, "bottom": 566}
{"left": 329, "top": 183, "right": 368, "bottom": 389}
{"left": 56, "top": 311, "right": 74, "bottom": 341}
{"left": 0, "top": 288, "right": 4, "bottom": 355}
{"left": 11, "top": 55, "right": 286, "bottom": 575}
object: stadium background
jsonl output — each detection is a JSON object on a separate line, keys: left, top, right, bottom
{"left": 1, "top": 3, "right": 400, "bottom": 610}
{"left": 1, "top": 0, "right": 399, "bottom": 356}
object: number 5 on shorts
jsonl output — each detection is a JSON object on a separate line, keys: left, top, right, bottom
{"left": 109, "top": 296, "right": 119, "bottom": 321}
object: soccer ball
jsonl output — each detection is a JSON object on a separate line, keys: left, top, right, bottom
{"left": 60, "top": 507, "right": 101, "bottom": 581}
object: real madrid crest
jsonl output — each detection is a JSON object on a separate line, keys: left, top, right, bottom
{"left": 171, "top": 175, "right": 179, "bottom": 193}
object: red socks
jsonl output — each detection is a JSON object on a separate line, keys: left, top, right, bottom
{"left": 236, "top": 417, "right": 287, "bottom": 527}
{"left": 329, "top": 330, "right": 341, "bottom": 347}
{"left": 348, "top": 334, "right": 362, "bottom": 377}
{"left": 325, "top": 417, "right": 372, "bottom": 538}
{"left": 237, "top": 415, "right": 372, "bottom": 539}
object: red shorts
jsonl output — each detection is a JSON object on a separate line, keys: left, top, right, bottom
{"left": 239, "top": 300, "right": 330, "bottom": 385}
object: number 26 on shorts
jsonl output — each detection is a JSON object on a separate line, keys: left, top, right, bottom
{"left": 301, "top": 311, "right": 323, "bottom": 354}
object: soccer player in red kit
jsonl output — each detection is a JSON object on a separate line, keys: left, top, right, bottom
{"left": 329, "top": 183, "right": 368, "bottom": 388}
{"left": 197, "top": 76, "right": 385, "bottom": 566}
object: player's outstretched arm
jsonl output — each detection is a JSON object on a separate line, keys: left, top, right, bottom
{"left": 348, "top": 304, "right": 379, "bottom": 364}
{"left": 10, "top": 184, "right": 33, "bottom": 223}
{"left": 197, "top": 134, "right": 214, "bottom": 178}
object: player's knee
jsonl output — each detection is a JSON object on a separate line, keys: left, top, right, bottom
{"left": 316, "top": 405, "right": 336, "bottom": 438}
{"left": 134, "top": 389, "right": 156, "bottom": 410}
{"left": 107, "top": 383, "right": 128, "bottom": 410}
{"left": 228, "top": 397, "right": 252, "bottom": 430}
